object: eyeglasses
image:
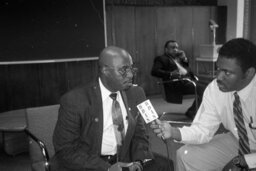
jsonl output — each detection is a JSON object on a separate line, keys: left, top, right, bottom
{"left": 107, "top": 65, "right": 138, "bottom": 77}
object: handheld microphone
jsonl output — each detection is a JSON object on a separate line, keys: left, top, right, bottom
{"left": 136, "top": 100, "right": 165, "bottom": 141}
{"left": 136, "top": 99, "right": 172, "bottom": 171}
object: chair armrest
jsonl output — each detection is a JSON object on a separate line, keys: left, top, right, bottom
{"left": 25, "top": 129, "right": 50, "bottom": 171}
{"left": 157, "top": 77, "right": 197, "bottom": 88}
{"left": 167, "top": 120, "right": 192, "bottom": 126}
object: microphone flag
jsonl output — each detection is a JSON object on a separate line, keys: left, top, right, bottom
{"left": 137, "top": 99, "right": 158, "bottom": 124}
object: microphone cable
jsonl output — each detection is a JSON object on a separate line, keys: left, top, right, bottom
{"left": 162, "top": 137, "right": 173, "bottom": 171}
{"left": 159, "top": 113, "right": 173, "bottom": 171}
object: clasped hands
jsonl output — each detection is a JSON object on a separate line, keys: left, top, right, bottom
{"left": 150, "top": 119, "right": 172, "bottom": 140}
{"left": 109, "top": 161, "right": 143, "bottom": 171}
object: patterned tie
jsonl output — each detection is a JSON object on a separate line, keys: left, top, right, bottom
{"left": 233, "top": 92, "right": 250, "bottom": 155}
{"left": 109, "top": 93, "right": 125, "bottom": 160}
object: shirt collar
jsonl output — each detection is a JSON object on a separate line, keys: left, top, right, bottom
{"left": 236, "top": 74, "right": 256, "bottom": 101}
{"left": 99, "top": 78, "right": 120, "bottom": 101}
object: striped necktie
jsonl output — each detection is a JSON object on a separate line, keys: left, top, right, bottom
{"left": 109, "top": 93, "right": 125, "bottom": 161}
{"left": 233, "top": 92, "right": 250, "bottom": 155}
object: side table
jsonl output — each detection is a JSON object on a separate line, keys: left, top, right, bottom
{"left": 0, "top": 109, "right": 28, "bottom": 155}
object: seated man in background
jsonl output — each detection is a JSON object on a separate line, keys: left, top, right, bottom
{"left": 151, "top": 40, "right": 206, "bottom": 119}
{"left": 151, "top": 38, "right": 256, "bottom": 170}
{"left": 51, "top": 46, "right": 172, "bottom": 171}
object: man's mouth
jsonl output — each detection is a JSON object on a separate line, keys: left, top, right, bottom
{"left": 217, "top": 82, "right": 226, "bottom": 90}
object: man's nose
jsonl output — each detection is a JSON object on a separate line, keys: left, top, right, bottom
{"left": 126, "top": 69, "right": 133, "bottom": 78}
{"left": 216, "top": 71, "right": 224, "bottom": 81}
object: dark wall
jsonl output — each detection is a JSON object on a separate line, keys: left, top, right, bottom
{"left": 0, "top": 0, "right": 103, "bottom": 112}
{"left": 0, "top": 0, "right": 104, "bottom": 61}
{"left": 0, "top": 61, "right": 98, "bottom": 113}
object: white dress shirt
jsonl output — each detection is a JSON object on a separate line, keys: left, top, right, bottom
{"left": 99, "top": 78, "right": 128, "bottom": 155}
{"left": 179, "top": 75, "right": 256, "bottom": 168}
{"left": 173, "top": 58, "right": 188, "bottom": 75}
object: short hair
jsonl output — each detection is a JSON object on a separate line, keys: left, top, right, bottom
{"left": 218, "top": 38, "right": 256, "bottom": 72}
{"left": 164, "top": 40, "right": 177, "bottom": 49}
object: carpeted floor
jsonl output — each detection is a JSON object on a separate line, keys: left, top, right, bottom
{"left": 0, "top": 94, "right": 194, "bottom": 171}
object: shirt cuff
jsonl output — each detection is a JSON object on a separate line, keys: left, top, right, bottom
{"left": 244, "top": 153, "right": 256, "bottom": 169}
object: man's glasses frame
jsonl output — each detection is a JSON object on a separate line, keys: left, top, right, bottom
{"left": 107, "top": 65, "right": 138, "bottom": 78}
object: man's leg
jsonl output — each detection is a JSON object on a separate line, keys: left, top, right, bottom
{"left": 183, "top": 81, "right": 206, "bottom": 119}
{"left": 144, "top": 152, "right": 174, "bottom": 171}
{"left": 176, "top": 132, "right": 238, "bottom": 171}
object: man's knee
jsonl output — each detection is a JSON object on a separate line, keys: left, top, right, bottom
{"left": 144, "top": 152, "right": 174, "bottom": 171}
{"left": 176, "top": 145, "right": 187, "bottom": 163}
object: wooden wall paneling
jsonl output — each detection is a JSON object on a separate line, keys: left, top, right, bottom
{"left": 175, "top": 7, "right": 194, "bottom": 70}
{"left": 106, "top": 6, "right": 118, "bottom": 46}
{"left": 37, "top": 63, "right": 67, "bottom": 105}
{"left": 105, "top": 5, "right": 222, "bottom": 96}
{"left": 105, "top": 0, "right": 218, "bottom": 6}
{"left": 5, "top": 65, "right": 41, "bottom": 112}
{"left": 66, "top": 61, "right": 98, "bottom": 90}
{"left": 134, "top": 7, "right": 157, "bottom": 95}
{"left": 250, "top": 0, "right": 256, "bottom": 43}
{"left": 192, "top": 7, "right": 211, "bottom": 62}
{"left": 0, "top": 66, "right": 8, "bottom": 112}
{"left": 106, "top": 6, "right": 115, "bottom": 46}
{"left": 110, "top": 6, "right": 136, "bottom": 56}
{"left": 155, "top": 7, "right": 177, "bottom": 56}
{"left": 211, "top": 6, "right": 227, "bottom": 44}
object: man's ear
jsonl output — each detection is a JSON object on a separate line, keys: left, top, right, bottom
{"left": 245, "top": 67, "right": 255, "bottom": 79}
{"left": 101, "top": 66, "right": 110, "bottom": 75}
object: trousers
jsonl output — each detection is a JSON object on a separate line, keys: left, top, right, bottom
{"left": 176, "top": 132, "right": 239, "bottom": 171}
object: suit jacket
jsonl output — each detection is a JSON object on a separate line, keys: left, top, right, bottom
{"left": 51, "top": 80, "right": 153, "bottom": 171}
{"left": 151, "top": 54, "right": 193, "bottom": 103}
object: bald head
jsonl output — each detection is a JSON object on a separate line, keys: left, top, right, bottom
{"left": 98, "top": 46, "right": 134, "bottom": 92}
{"left": 98, "top": 46, "right": 132, "bottom": 69}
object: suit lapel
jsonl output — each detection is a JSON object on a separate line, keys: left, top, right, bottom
{"left": 90, "top": 82, "right": 104, "bottom": 155}
{"left": 120, "top": 90, "right": 135, "bottom": 159}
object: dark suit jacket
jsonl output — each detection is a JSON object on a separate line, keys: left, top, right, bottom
{"left": 51, "top": 80, "right": 153, "bottom": 171}
{"left": 151, "top": 54, "right": 193, "bottom": 103}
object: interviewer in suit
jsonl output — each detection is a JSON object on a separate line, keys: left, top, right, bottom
{"left": 51, "top": 46, "right": 171, "bottom": 171}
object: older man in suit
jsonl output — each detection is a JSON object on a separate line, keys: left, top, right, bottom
{"left": 50, "top": 46, "right": 171, "bottom": 171}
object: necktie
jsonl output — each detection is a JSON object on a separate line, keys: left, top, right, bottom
{"left": 233, "top": 92, "right": 250, "bottom": 155}
{"left": 109, "top": 93, "right": 125, "bottom": 160}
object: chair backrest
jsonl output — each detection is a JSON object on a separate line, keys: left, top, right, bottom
{"left": 26, "top": 104, "right": 59, "bottom": 166}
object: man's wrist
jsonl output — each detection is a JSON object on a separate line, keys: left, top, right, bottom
{"left": 232, "top": 155, "right": 248, "bottom": 168}
{"left": 170, "top": 126, "right": 181, "bottom": 141}
{"left": 239, "top": 155, "right": 248, "bottom": 168}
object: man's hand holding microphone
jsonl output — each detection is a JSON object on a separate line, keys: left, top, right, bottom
{"left": 150, "top": 119, "right": 172, "bottom": 140}
{"left": 136, "top": 100, "right": 182, "bottom": 142}
{"left": 150, "top": 119, "right": 182, "bottom": 142}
